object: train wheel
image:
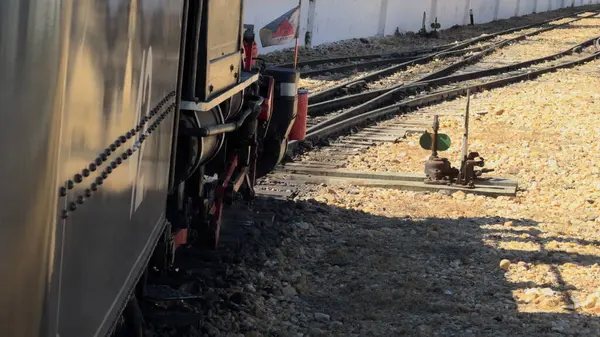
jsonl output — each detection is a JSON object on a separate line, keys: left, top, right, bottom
{"left": 256, "top": 137, "right": 288, "bottom": 178}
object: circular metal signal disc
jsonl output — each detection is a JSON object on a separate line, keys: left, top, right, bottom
{"left": 419, "top": 132, "right": 452, "bottom": 151}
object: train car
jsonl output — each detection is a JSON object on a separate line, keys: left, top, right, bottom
{"left": 0, "top": 0, "right": 299, "bottom": 336}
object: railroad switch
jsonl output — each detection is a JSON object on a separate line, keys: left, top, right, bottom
{"left": 420, "top": 90, "right": 493, "bottom": 188}
{"left": 421, "top": 115, "right": 458, "bottom": 184}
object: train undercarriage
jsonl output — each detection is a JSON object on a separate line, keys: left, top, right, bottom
{"left": 0, "top": 0, "right": 302, "bottom": 335}
{"left": 113, "top": 1, "right": 301, "bottom": 334}
{"left": 162, "top": 0, "right": 299, "bottom": 255}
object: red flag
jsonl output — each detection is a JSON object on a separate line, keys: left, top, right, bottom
{"left": 260, "top": 6, "right": 300, "bottom": 47}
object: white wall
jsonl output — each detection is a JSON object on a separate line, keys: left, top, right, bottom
{"left": 384, "top": 1, "right": 429, "bottom": 35}
{"left": 245, "top": 0, "right": 600, "bottom": 54}
{"left": 436, "top": 0, "right": 467, "bottom": 27}
{"left": 518, "top": 0, "right": 537, "bottom": 16}
{"left": 498, "top": 0, "right": 519, "bottom": 18}
{"left": 469, "top": 0, "right": 496, "bottom": 24}
{"left": 309, "top": 0, "right": 382, "bottom": 46}
{"left": 244, "top": 0, "right": 382, "bottom": 52}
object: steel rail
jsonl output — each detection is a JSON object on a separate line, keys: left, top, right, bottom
{"left": 277, "top": 42, "right": 465, "bottom": 69}
{"left": 288, "top": 48, "right": 600, "bottom": 155}
{"left": 279, "top": 52, "right": 410, "bottom": 69}
{"left": 278, "top": 7, "right": 596, "bottom": 71}
{"left": 309, "top": 32, "right": 600, "bottom": 132}
{"left": 299, "top": 56, "right": 418, "bottom": 77}
{"left": 299, "top": 45, "right": 492, "bottom": 77}
{"left": 308, "top": 13, "right": 597, "bottom": 119}
{"left": 306, "top": 8, "right": 598, "bottom": 105}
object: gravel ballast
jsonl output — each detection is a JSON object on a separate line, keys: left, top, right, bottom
{"left": 146, "top": 8, "right": 600, "bottom": 337}
{"left": 154, "top": 51, "right": 600, "bottom": 337}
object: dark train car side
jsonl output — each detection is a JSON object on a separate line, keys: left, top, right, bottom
{"left": 0, "top": 0, "right": 300, "bottom": 336}
{"left": 0, "top": 0, "right": 184, "bottom": 336}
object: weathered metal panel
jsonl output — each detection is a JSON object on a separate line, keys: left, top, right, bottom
{"left": 0, "top": 0, "right": 184, "bottom": 336}
{"left": 198, "top": 0, "right": 244, "bottom": 101}
{"left": 53, "top": 1, "right": 184, "bottom": 336}
{"left": 0, "top": 0, "right": 65, "bottom": 336}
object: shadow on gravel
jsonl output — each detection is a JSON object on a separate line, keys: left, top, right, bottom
{"left": 144, "top": 196, "right": 600, "bottom": 337}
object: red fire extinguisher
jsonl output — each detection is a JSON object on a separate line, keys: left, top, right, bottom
{"left": 243, "top": 25, "right": 258, "bottom": 71}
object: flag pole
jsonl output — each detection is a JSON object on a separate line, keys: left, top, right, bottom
{"left": 293, "top": 0, "right": 302, "bottom": 69}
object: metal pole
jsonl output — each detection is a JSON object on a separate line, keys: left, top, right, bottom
{"left": 459, "top": 89, "right": 471, "bottom": 183}
{"left": 293, "top": 0, "right": 302, "bottom": 69}
{"left": 305, "top": 0, "right": 316, "bottom": 48}
{"left": 293, "top": 37, "right": 300, "bottom": 69}
{"left": 432, "top": 115, "right": 439, "bottom": 157}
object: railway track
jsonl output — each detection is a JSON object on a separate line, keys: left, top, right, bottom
{"left": 144, "top": 44, "right": 600, "bottom": 333}
{"left": 281, "top": 9, "right": 597, "bottom": 77}
{"left": 278, "top": 41, "right": 461, "bottom": 69}
{"left": 296, "top": 44, "right": 495, "bottom": 78}
{"left": 306, "top": 11, "right": 598, "bottom": 109}
{"left": 254, "top": 14, "right": 600, "bottom": 200}
{"left": 299, "top": 10, "right": 598, "bottom": 98}
{"left": 139, "top": 8, "right": 600, "bottom": 336}
{"left": 303, "top": 14, "right": 600, "bottom": 135}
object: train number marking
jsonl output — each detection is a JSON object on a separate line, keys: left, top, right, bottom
{"left": 129, "top": 47, "right": 153, "bottom": 219}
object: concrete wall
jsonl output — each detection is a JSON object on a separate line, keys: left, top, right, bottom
{"left": 245, "top": 0, "right": 600, "bottom": 53}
